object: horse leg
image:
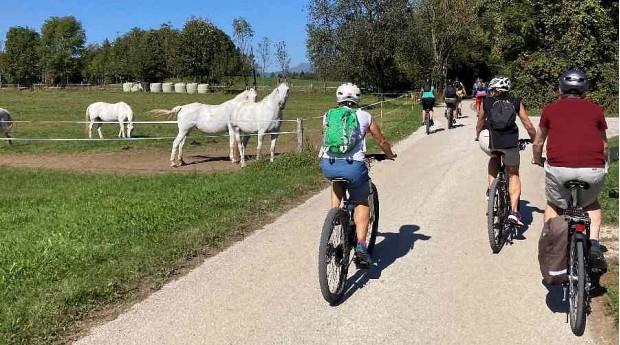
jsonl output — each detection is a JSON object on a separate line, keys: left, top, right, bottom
{"left": 234, "top": 128, "right": 246, "bottom": 167}
{"left": 5, "top": 132, "right": 12, "bottom": 145}
{"left": 256, "top": 131, "right": 265, "bottom": 160}
{"left": 177, "top": 135, "right": 188, "bottom": 166}
{"left": 170, "top": 131, "right": 186, "bottom": 167}
{"left": 118, "top": 122, "right": 125, "bottom": 138}
{"left": 269, "top": 133, "right": 279, "bottom": 162}
{"left": 228, "top": 126, "right": 240, "bottom": 163}
{"left": 97, "top": 123, "right": 104, "bottom": 139}
{"left": 88, "top": 121, "right": 94, "bottom": 139}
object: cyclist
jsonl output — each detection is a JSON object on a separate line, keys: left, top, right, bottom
{"left": 472, "top": 78, "right": 488, "bottom": 112}
{"left": 454, "top": 78, "right": 466, "bottom": 117}
{"left": 476, "top": 77, "right": 536, "bottom": 225}
{"left": 320, "top": 82, "right": 397, "bottom": 267}
{"left": 444, "top": 79, "right": 458, "bottom": 125}
{"left": 532, "top": 69, "right": 608, "bottom": 280}
{"left": 420, "top": 79, "right": 435, "bottom": 126}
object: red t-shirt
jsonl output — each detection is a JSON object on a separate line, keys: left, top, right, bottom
{"left": 540, "top": 98, "right": 607, "bottom": 168}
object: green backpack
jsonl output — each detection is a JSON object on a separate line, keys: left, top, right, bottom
{"left": 323, "top": 107, "right": 360, "bottom": 155}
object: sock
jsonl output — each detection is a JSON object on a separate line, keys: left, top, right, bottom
{"left": 357, "top": 240, "right": 367, "bottom": 248}
{"left": 590, "top": 239, "right": 601, "bottom": 249}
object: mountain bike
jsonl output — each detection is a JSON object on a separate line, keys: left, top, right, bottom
{"left": 444, "top": 98, "right": 457, "bottom": 129}
{"left": 486, "top": 139, "right": 531, "bottom": 253}
{"left": 318, "top": 153, "right": 387, "bottom": 305}
{"left": 561, "top": 180, "right": 593, "bottom": 336}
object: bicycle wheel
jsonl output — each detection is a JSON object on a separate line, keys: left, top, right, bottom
{"left": 487, "top": 178, "right": 506, "bottom": 253}
{"left": 318, "top": 208, "right": 351, "bottom": 305}
{"left": 569, "top": 237, "right": 587, "bottom": 336}
{"left": 448, "top": 109, "right": 453, "bottom": 129}
{"left": 366, "top": 182, "right": 379, "bottom": 255}
{"left": 425, "top": 113, "right": 430, "bottom": 135}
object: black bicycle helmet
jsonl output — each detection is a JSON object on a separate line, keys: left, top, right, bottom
{"left": 559, "top": 69, "right": 589, "bottom": 95}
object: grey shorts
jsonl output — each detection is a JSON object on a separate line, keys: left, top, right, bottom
{"left": 545, "top": 163, "right": 606, "bottom": 209}
{"left": 478, "top": 129, "right": 520, "bottom": 166}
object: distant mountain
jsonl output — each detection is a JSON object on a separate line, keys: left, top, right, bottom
{"left": 269, "top": 62, "right": 313, "bottom": 75}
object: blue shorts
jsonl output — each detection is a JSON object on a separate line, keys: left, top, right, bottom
{"left": 321, "top": 158, "right": 370, "bottom": 202}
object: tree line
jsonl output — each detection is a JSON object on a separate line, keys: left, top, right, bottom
{"left": 306, "top": 0, "right": 618, "bottom": 112}
{"left": 0, "top": 16, "right": 293, "bottom": 87}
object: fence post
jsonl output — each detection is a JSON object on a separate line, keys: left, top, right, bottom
{"left": 296, "top": 118, "right": 304, "bottom": 152}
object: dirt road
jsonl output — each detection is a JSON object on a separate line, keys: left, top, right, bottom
{"left": 75, "top": 101, "right": 618, "bottom": 345}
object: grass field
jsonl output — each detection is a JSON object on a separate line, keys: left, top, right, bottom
{"left": 601, "top": 136, "right": 619, "bottom": 325}
{"left": 0, "top": 89, "right": 421, "bottom": 344}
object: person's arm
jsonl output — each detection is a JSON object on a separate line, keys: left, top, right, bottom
{"left": 602, "top": 129, "right": 609, "bottom": 162}
{"left": 367, "top": 119, "right": 396, "bottom": 159}
{"left": 517, "top": 103, "right": 536, "bottom": 140}
{"left": 532, "top": 126, "right": 547, "bottom": 166}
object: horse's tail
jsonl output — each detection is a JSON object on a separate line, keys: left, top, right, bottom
{"left": 147, "top": 106, "right": 182, "bottom": 119}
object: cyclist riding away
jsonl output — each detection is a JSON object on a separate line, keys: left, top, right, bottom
{"left": 421, "top": 79, "right": 435, "bottom": 126}
{"left": 444, "top": 79, "right": 458, "bottom": 125}
{"left": 320, "top": 82, "right": 397, "bottom": 267}
{"left": 476, "top": 77, "right": 536, "bottom": 225}
{"left": 454, "top": 78, "right": 466, "bottom": 117}
{"left": 472, "top": 78, "right": 488, "bottom": 112}
{"left": 532, "top": 69, "right": 608, "bottom": 282}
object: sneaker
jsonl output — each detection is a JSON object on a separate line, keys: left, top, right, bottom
{"left": 507, "top": 210, "right": 524, "bottom": 226}
{"left": 589, "top": 244, "right": 608, "bottom": 275}
{"left": 354, "top": 243, "right": 372, "bottom": 268}
{"left": 429, "top": 118, "right": 434, "bottom": 127}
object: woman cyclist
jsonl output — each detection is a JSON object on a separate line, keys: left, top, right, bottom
{"left": 320, "top": 82, "right": 396, "bottom": 267}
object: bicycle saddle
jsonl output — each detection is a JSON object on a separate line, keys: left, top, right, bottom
{"left": 564, "top": 180, "right": 590, "bottom": 190}
{"left": 330, "top": 178, "right": 350, "bottom": 183}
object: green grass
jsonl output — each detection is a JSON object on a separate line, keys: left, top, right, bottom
{"left": 600, "top": 136, "right": 619, "bottom": 325}
{"left": 0, "top": 90, "right": 421, "bottom": 344}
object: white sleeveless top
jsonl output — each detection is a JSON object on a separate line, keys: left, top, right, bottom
{"left": 320, "top": 106, "right": 372, "bottom": 162}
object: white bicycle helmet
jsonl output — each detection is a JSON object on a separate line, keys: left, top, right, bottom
{"left": 336, "top": 82, "right": 361, "bottom": 104}
{"left": 488, "top": 77, "right": 512, "bottom": 92}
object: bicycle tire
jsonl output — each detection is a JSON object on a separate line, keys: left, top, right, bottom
{"left": 569, "top": 237, "right": 587, "bottom": 336}
{"left": 366, "top": 182, "right": 379, "bottom": 254}
{"left": 448, "top": 109, "right": 454, "bottom": 129}
{"left": 318, "top": 208, "right": 350, "bottom": 305}
{"left": 487, "top": 178, "right": 506, "bottom": 253}
{"left": 425, "top": 112, "right": 430, "bottom": 135}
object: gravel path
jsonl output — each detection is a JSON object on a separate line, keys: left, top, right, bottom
{"left": 75, "top": 101, "right": 618, "bottom": 345}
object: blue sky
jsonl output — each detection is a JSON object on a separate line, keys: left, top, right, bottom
{"left": 0, "top": 0, "right": 310, "bottom": 68}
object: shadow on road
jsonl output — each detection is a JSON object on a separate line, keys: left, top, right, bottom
{"left": 542, "top": 280, "right": 569, "bottom": 314}
{"left": 185, "top": 155, "right": 231, "bottom": 165}
{"left": 336, "top": 224, "right": 431, "bottom": 305}
{"left": 515, "top": 199, "right": 544, "bottom": 240}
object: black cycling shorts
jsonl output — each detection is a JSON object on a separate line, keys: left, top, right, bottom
{"left": 421, "top": 97, "right": 435, "bottom": 111}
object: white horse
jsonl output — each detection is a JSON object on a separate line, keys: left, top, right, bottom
{"left": 86, "top": 102, "right": 134, "bottom": 139}
{"left": 148, "top": 88, "right": 257, "bottom": 167}
{"left": 231, "top": 82, "right": 289, "bottom": 167}
{"left": 0, "top": 107, "right": 13, "bottom": 145}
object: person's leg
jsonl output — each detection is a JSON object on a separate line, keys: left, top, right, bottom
{"left": 506, "top": 165, "right": 521, "bottom": 212}
{"left": 488, "top": 157, "right": 500, "bottom": 187}
{"left": 544, "top": 201, "right": 562, "bottom": 222}
{"left": 584, "top": 201, "right": 601, "bottom": 241}
{"left": 354, "top": 202, "right": 370, "bottom": 243}
{"left": 331, "top": 183, "right": 345, "bottom": 208}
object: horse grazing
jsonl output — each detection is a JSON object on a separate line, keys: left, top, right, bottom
{"left": 86, "top": 102, "right": 134, "bottom": 139}
{"left": 0, "top": 108, "right": 14, "bottom": 145}
{"left": 148, "top": 88, "right": 257, "bottom": 167}
{"left": 231, "top": 82, "right": 290, "bottom": 167}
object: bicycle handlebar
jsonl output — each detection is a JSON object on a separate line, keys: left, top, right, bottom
{"left": 364, "top": 153, "right": 396, "bottom": 161}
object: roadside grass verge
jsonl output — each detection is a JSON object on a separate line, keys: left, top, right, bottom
{"left": 0, "top": 90, "right": 421, "bottom": 344}
{"left": 600, "top": 136, "right": 619, "bottom": 325}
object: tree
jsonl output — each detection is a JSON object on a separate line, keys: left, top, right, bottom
{"left": 275, "top": 41, "right": 291, "bottom": 77}
{"left": 232, "top": 17, "right": 255, "bottom": 85}
{"left": 3, "top": 27, "right": 40, "bottom": 84}
{"left": 39, "top": 16, "right": 86, "bottom": 84}
{"left": 256, "top": 36, "right": 271, "bottom": 77}
{"left": 306, "top": 0, "right": 340, "bottom": 88}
